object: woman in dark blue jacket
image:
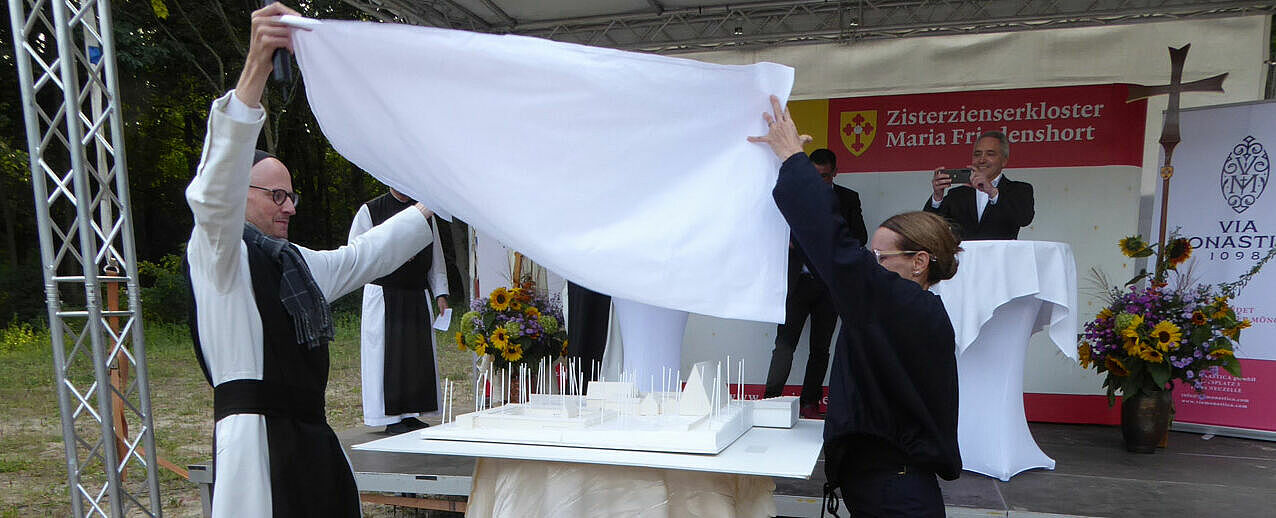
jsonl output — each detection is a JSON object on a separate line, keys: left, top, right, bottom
{"left": 750, "top": 96, "right": 963, "bottom": 517}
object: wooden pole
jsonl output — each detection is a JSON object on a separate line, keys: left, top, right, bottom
{"left": 104, "top": 261, "right": 129, "bottom": 479}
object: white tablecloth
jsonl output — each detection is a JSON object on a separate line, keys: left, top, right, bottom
{"left": 930, "top": 240, "right": 1078, "bottom": 481}
{"left": 934, "top": 240, "right": 1078, "bottom": 358}
{"left": 467, "top": 458, "right": 775, "bottom": 517}
{"left": 355, "top": 420, "right": 825, "bottom": 517}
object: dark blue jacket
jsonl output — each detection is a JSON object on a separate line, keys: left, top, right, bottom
{"left": 773, "top": 153, "right": 962, "bottom": 480}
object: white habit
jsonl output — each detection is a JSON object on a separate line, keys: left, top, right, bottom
{"left": 348, "top": 207, "right": 448, "bottom": 426}
{"left": 186, "top": 91, "right": 432, "bottom": 517}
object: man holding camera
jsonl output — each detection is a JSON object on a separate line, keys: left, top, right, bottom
{"left": 924, "top": 130, "right": 1034, "bottom": 240}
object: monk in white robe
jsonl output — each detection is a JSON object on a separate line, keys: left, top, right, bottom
{"left": 184, "top": 5, "right": 432, "bottom": 516}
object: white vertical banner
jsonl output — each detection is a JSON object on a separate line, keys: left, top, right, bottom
{"left": 1163, "top": 100, "right": 1276, "bottom": 435}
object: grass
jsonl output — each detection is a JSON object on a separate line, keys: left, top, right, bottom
{"left": 0, "top": 310, "right": 475, "bottom": 517}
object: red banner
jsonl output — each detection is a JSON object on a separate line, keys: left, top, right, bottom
{"left": 1172, "top": 359, "right": 1276, "bottom": 432}
{"left": 827, "top": 84, "right": 1146, "bottom": 173}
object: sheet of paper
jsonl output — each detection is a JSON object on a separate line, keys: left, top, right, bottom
{"left": 433, "top": 307, "right": 452, "bottom": 331}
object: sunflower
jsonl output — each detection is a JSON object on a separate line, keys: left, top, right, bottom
{"left": 1165, "top": 238, "right": 1192, "bottom": 267}
{"left": 1150, "top": 320, "right": 1181, "bottom": 352}
{"left": 1137, "top": 346, "right": 1165, "bottom": 363}
{"left": 561, "top": 339, "right": 569, "bottom": 357}
{"left": 1105, "top": 357, "right": 1129, "bottom": 377}
{"left": 471, "top": 334, "right": 488, "bottom": 356}
{"left": 1191, "top": 311, "right": 1207, "bottom": 326}
{"left": 524, "top": 306, "right": 541, "bottom": 319}
{"left": 1096, "top": 308, "right": 1114, "bottom": 321}
{"left": 512, "top": 286, "right": 533, "bottom": 304}
{"left": 1118, "top": 236, "right": 1149, "bottom": 257}
{"left": 454, "top": 332, "right": 466, "bottom": 351}
{"left": 489, "top": 287, "right": 512, "bottom": 311}
{"left": 502, "top": 320, "right": 523, "bottom": 339}
{"left": 1122, "top": 336, "right": 1143, "bottom": 354}
{"left": 490, "top": 328, "right": 510, "bottom": 351}
{"left": 1209, "top": 347, "right": 1234, "bottom": 358}
{"left": 501, "top": 344, "right": 524, "bottom": 362}
{"left": 1115, "top": 313, "right": 1144, "bottom": 337}
{"left": 1222, "top": 320, "right": 1249, "bottom": 340}
{"left": 1078, "top": 342, "right": 1093, "bottom": 369}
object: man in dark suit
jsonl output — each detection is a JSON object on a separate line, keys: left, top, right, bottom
{"left": 812, "top": 149, "right": 869, "bottom": 243}
{"left": 924, "top": 131, "right": 1034, "bottom": 240}
{"left": 764, "top": 148, "right": 867, "bottom": 418}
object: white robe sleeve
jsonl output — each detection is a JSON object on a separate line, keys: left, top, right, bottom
{"left": 428, "top": 217, "right": 449, "bottom": 298}
{"left": 348, "top": 204, "right": 373, "bottom": 243}
{"left": 299, "top": 206, "right": 432, "bottom": 301}
{"left": 185, "top": 92, "right": 265, "bottom": 290}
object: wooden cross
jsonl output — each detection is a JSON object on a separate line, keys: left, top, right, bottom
{"left": 1126, "top": 44, "right": 1227, "bottom": 258}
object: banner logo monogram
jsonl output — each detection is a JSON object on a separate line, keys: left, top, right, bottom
{"left": 1220, "top": 136, "right": 1269, "bottom": 214}
{"left": 839, "top": 111, "right": 877, "bottom": 157}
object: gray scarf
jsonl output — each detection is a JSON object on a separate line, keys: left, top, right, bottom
{"left": 243, "top": 223, "right": 334, "bottom": 349}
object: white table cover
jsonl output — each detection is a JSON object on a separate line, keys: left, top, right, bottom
{"left": 930, "top": 240, "right": 1078, "bottom": 481}
{"left": 933, "top": 240, "right": 1078, "bottom": 358}
{"left": 355, "top": 420, "right": 825, "bottom": 517}
{"left": 466, "top": 458, "right": 775, "bottom": 518}
{"left": 284, "top": 16, "right": 794, "bottom": 324}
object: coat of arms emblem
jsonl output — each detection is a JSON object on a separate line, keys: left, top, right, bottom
{"left": 839, "top": 111, "right": 876, "bottom": 157}
{"left": 1221, "top": 136, "right": 1269, "bottom": 214}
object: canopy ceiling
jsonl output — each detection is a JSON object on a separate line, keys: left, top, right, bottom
{"left": 341, "top": 0, "right": 1276, "bottom": 53}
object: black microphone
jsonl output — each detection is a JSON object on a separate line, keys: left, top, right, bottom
{"left": 261, "top": 0, "right": 293, "bottom": 83}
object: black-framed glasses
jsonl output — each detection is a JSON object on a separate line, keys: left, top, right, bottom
{"left": 871, "top": 249, "right": 921, "bottom": 264}
{"left": 249, "top": 185, "right": 299, "bottom": 207}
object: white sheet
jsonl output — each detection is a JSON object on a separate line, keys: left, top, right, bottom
{"left": 286, "top": 16, "right": 795, "bottom": 323}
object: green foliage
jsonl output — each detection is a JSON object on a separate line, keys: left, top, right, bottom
{"left": 0, "top": 320, "right": 49, "bottom": 354}
{"left": 138, "top": 253, "right": 190, "bottom": 324}
{"left": 0, "top": 458, "right": 33, "bottom": 473}
{"left": 150, "top": 0, "right": 169, "bottom": 19}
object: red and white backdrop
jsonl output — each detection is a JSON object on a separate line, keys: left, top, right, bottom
{"left": 691, "top": 84, "right": 1149, "bottom": 412}
{"left": 678, "top": 15, "right": 1270, "bottom": 428}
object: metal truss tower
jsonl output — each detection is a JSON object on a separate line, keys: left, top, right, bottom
{"left": 7, "top": 0, "right": 162, "bottom": 516}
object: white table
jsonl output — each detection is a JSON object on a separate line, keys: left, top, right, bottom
{"left": 354, "top": 420, "right": 825, "bottom": 517}
{"left": 930, "top": 240, "right": 1078, "bottom": 481}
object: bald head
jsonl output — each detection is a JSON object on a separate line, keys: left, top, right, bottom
{"left": 246, "top": 157, "right": 295, "bottom": 238}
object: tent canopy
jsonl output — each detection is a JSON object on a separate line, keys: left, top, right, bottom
{"left": 342, "top": 0, "right": 1276, "bottom": 54}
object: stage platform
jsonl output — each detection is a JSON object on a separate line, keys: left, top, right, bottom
{"left": 193, "top": 421, "right": 1275, "bottom": 517}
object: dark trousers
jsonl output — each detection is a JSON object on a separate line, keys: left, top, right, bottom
{"left": 837, "top": 463, "right": 945, "bottom": 518}
{"left": 566, "top": 281, "right": 611, "bottom": 382}
{"left": 765, "top": 272, "right": 835, "bottom": 405}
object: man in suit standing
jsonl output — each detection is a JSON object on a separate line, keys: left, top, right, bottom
{"left": 812, "top": 149, "right": 868, "bottom": 242}
{"left": 764, "top": 148, "right": 867, "bottom": 419}
{"left": 924, "top": 130, "right": 1034, "bottom": 240}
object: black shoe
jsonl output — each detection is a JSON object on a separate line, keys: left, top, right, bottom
{"left": 401, "top": 417, "right": 430, "bottom": 430}
{"left": 384, "top": 422, "right": 412, "bottom": 435}
{"left": 800, "top": 403, "right": 825, "bottom": 420}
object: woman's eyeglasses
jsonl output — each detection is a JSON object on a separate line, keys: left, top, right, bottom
{"left": 871, "top": 249, "right": 921, "bottom": 263}
{"left": 250, "top": 185, "right": 300, "bottom": 207}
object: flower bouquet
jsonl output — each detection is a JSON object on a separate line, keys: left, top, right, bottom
{"left": 1080, "top": 234, "right": 1273, "bottom": 451}
{"left": 456, "top": 277, "right": 567, "bottom": 371}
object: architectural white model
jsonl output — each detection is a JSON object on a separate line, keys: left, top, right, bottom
{"left": 421, "top": 360, "right": 800, "bottom": 454}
